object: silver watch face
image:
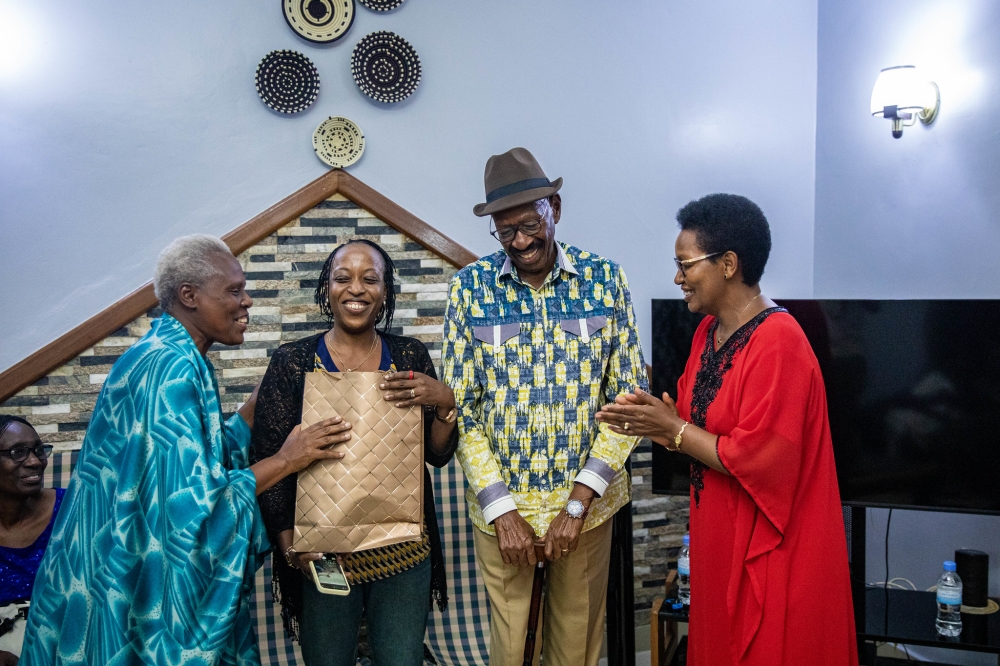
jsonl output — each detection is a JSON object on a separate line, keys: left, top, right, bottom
{"left": 566, "top": 499, "right": 585, "bottom": 518}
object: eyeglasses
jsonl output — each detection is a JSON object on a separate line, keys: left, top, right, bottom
{"left": 0, "top": 444, "right": 53, "bottom": 463}
{"left": 674, "top": 252, "right": 723, "bottom": 277}
{"left": 490, "top": 217, "right": 545, "bottom": 243}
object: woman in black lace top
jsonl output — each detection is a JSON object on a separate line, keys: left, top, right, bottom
{"left": 251, "top": 239, "right": 458, "bottom": 666}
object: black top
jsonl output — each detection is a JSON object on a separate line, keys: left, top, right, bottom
{"left": 251, "top": 332, "right": 458, "bottom": 638}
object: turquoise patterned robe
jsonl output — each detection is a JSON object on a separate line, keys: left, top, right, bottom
{"left": 21, "top": 314, "right": 269, "bottom": 666}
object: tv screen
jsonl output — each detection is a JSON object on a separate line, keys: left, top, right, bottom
{"left": 650, "top": 299, "right": 1000, "bottom": 515}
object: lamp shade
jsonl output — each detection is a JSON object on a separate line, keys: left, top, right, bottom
{"left": 871, "top": 65, "right": 937, "bottom": 117}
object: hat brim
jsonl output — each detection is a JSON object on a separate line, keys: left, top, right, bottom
{"left": 472, "top": 177, "right": 563, "bottom": 217}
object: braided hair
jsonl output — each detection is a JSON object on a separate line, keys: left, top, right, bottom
{"left": 315, "top": 239, "right": 397, "bottom": 334}
{"left": 0, "top": 415, "right": 33, "bottom": 440}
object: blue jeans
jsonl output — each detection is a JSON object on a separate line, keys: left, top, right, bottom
{"left": 299, "top": 557, "right": 431, "bottom": 666}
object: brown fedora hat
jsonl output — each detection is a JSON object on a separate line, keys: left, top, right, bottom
{"left": 473, "top": 147, "right": 563, "bottom": 217}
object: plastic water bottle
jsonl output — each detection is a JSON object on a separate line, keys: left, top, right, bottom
{"left": 935, "top": 560, "right": 963, "bottom": 637}
{"left": 677, "top": 534, "right": 691, "bottom": 606}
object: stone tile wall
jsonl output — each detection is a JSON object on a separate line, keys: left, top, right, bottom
{"left": 0, "top": 193, "right": 688, "bottom": 634}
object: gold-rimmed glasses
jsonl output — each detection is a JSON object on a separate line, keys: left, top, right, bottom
{"left": 674, "top": 252, "right": 723, "bottom": 277}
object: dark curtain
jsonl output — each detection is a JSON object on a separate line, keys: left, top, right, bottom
{"left": 605, "top": 458, "right": 635, "bottom": 666}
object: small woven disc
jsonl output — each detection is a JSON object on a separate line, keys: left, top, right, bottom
{"left": 351, "top": 31, "right": 421, "bottom": 104}
{"left": 255, "top": 50, "right": 320, "bottom": 114}
{"left": 313, "top": 116, "right": 365, "bottom": 168}
{"left": 358, "top": 0, "right": 405, "bottom": 11}
{"left": 283, "top": 0, "right": 355, "bottom": 43}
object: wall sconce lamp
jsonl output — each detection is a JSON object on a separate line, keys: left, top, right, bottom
{"left": 871, "top": 65, "right": 940, "bottom": 138}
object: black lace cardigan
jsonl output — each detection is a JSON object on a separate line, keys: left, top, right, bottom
{"left": 250, "top": 332, "right": 457, "bottom": 638}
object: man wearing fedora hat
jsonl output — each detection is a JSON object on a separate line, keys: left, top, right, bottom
{"left": 442, "top": 148, "right": 647, "bottom": 666}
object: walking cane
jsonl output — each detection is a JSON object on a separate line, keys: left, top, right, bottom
{"left": 522, "top": 542, "right": 547, "bottom": 666}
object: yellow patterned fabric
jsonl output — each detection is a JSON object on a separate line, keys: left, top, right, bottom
{"left": 442, "top": 243, "right": 647, "bottom": 537}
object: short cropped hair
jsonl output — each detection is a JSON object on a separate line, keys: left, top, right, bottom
{"left": 154, "top": 234, "right": 234, "bottom": 311}
{"left": 676, "top": 194, "right": 771, "bottom": 286}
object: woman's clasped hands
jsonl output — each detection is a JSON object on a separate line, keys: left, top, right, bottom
{"left": 595, "top": 387, "right": 684, "bottom": 450}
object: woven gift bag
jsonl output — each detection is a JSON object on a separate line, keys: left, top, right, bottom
{"left": 293, "top": 371, "right": 424, "bottom": 553}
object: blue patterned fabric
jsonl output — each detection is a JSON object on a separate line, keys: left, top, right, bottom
{"left": 21, "top": 314, "right": 269, "bottom": 666}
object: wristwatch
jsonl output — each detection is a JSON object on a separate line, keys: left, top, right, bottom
{"left": 671, "top": 422, "right": 690, "bottom": 452}
{"left": 565, "top": 499, "right": 589, "bottom": 520}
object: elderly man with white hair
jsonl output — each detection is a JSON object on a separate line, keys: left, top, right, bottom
{"left": 21, "top": 235, "right": 349, "bottom": 666}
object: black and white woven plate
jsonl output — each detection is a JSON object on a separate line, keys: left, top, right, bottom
{"left": 358, "top": 0, "right": 404, "bottom": 11}
{"left": 313, "top": 116, "right": 365, "bottom": 168}
{"left": 351, "top": 31, "right": 421, "bottom": 104}
{"left": 283, "top": 0, "right": 355, "bottom": 43}
{"left": 255, "top": 50, "right": 320, "bottom": 114}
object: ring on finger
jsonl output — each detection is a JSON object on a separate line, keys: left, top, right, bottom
{"left": 409, "top": 370, "right": 414, "bottom": 380}
{"left": 624, "top": 422, "right": 630, "bottom": 431}
{"left": 410, "top": 388, "right": 415, "bottom": 399}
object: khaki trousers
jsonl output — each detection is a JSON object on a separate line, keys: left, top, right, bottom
{"left": 472, "top": 518, "right": 613, "bottom": 666}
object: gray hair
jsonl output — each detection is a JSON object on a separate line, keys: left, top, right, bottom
{"left": 154, "top": 234, "right": 234, "bottom": 311}
{"left": 533, "top": 197, "right": 553, "bottom": 219}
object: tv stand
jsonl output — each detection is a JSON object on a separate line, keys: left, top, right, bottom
{"left": 847, "top": 506, "right": 1000, "bottom": 665}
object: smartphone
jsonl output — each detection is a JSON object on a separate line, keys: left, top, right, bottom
{"left": 309, "top": 556, "right": 351, "bottom": 596}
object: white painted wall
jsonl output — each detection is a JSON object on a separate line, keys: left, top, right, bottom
{"left": 816, "top": 1, "right": 1000, "bottom": 662}
{"left": 0, "top": 0, "right": 819, "bottom": 373}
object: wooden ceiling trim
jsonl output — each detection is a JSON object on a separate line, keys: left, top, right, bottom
{"left": 0, "top": 170, "right": 475, "bottom": 403}
{"left": 338, "top": 172, "right": 478, "bottom": 267}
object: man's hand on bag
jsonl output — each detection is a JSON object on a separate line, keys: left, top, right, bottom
{"left": 277, "top": 417, "right": 352, "bottom": 474}
{"left": 494, "top": 510, "right": 539, "bottom": 567}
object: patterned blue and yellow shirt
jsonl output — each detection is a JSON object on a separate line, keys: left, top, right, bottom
{"left": 442, "top": 242, "right": 647, "bottom": 537}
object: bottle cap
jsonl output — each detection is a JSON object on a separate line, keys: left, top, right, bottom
{"left": 944, "top": 560, "right": 957, "bottom": 572}
{"left": 683, "top": 534, "right": 690, "bottom": 546}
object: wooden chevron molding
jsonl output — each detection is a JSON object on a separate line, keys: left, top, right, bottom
{"left": 0, "top": 170, "right": 476, "bottom": 403}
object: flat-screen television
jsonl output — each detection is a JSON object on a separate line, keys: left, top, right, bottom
{"left": 650, "top": 299, "right": 1000, "bottom": 515}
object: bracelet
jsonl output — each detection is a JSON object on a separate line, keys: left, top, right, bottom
{"left": 435, "top": 405, "right": 458, "bottom": 423}
{"left": 284, "top": 546, "right": 296, "bottom": 566}
{"left": 670, "top": 422, "right": 689, "bottom": 452}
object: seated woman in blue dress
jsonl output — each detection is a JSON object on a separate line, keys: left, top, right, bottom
{"left": 0, "top": 417, "right": 62, "bottom": 665}
{"left": 21, "top": 235, "right": 351, "bottom": 666}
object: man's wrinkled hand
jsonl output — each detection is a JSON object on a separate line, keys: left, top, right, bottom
{"left": 544, "top": 509, "right": 584, "bottom": 562}
{"left": 494, "top": 510, "right": 538, "bottom": 567}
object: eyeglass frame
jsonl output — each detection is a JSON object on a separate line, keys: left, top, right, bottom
{"left": 674, "top": 251, "right": 724, "bottom": 277}
{"left": 489, "top": 216, "right": 546, "bottom": 243}
{"left": 0, "top": 443, "right": 54, "bottom": 464}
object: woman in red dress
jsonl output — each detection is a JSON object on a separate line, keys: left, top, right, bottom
{"left": 597, "top": 194, "right": 857, "bottom": 666}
